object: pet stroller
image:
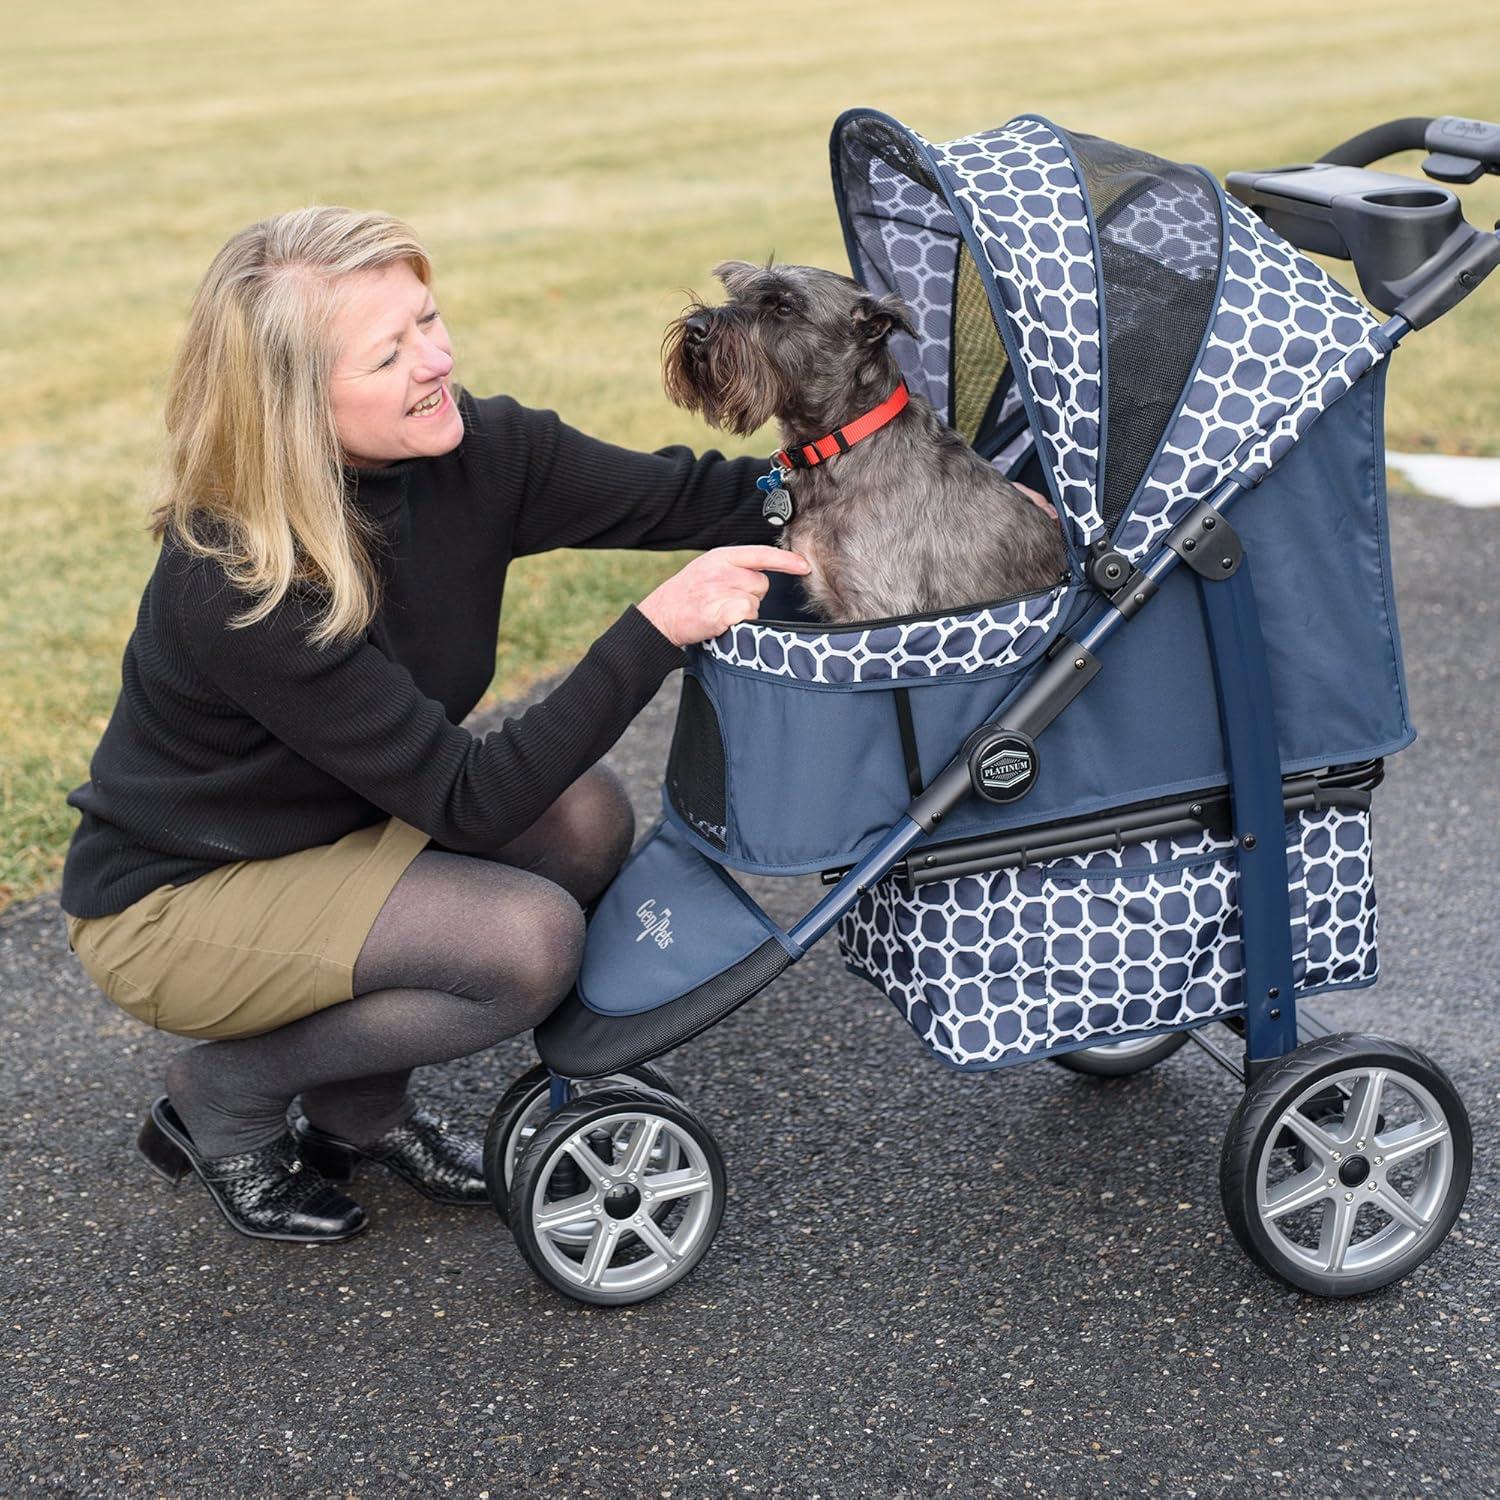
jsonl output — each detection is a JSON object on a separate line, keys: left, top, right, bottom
{"left": 485, "top": 110, "right": 1498, "bottom": 1305}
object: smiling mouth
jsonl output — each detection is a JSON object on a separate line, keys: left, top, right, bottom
{"left": 407, "top": 384, "right": 447, "bottom": 417}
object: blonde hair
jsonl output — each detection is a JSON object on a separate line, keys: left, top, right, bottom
{"left": 151, "top": 206, "right": 448, "bottom": 647}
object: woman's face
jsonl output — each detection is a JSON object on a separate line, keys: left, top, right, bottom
{"left": 328, "top": 260, "right": 464, "bottom": 467}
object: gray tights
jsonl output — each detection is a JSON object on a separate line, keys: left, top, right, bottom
{"left": 163, "top": 767, "right": 634, "bottom": 1158}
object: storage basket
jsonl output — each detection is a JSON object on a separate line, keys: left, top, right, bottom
{"left": 837, "top": 806, "right": 1378, "bottom": 1070}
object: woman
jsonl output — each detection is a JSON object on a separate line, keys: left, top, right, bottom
{"left": 60, "top": 206, "right": 809, "bottom": 1244}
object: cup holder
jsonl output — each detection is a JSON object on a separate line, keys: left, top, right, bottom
{"left": 1362, "top": 188, "right": 1451, "bottom": 209}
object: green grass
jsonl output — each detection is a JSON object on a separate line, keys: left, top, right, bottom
{"left": 4, "top": 0, "right": 1499, "bottom": 908}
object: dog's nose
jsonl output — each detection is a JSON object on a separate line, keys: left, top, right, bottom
{"left": 683, "top": 313, "right": 712, "bottom": 347}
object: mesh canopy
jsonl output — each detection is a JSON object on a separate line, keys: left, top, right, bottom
{"left": 1064, "top": 131, "right": 1221, "bottom": 534}
{"left": 831, "top": 108, "right": 1389, "bottom": 562}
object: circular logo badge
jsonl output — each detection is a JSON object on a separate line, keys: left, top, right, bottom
{"left": 969, "top": 730, "right": 1039, "bottom": 803}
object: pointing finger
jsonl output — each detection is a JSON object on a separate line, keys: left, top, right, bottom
{"left": 714, "top": 545, "right": 812, "bottom": 574}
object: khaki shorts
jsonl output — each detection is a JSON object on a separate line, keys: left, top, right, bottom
{"left": 65, "top": 817, "right": 431, "bottom": 1041}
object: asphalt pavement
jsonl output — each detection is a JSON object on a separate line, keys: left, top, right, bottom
{"left": 2, "top": 492, "right": 1496, "bottom": 1495}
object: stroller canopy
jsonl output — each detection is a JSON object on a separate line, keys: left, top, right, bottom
{"left": 832, "top": 111, "right": 1389, "bottom": 562}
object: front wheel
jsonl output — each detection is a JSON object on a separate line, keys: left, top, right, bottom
{"left": 509, "top": 1085, "right": 725, "bottom": 1306}
{"left": 482, "top": 1062, "right": 678, "bottom": 1225}
{"left": 1220, "top": 1032, "right": 1471, "bottom": 1297}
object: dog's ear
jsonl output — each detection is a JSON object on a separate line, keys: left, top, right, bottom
{"left": 852, "top": 294, "right": 916, "bottom": 344}
{"left": 712, "top": 260, "right": 759, "bottom": 296}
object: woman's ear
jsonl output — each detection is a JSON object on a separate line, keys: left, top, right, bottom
{"left": 851, "top": 294, "right": 916, "bottom": 343}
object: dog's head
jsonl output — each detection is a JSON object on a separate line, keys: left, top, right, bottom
{"left": 662, "top": 261, "right": 915, "bottom": 436}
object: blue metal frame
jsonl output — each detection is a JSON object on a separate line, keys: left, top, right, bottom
{"left": 1194, "top": 560, "right": 1300, "bottom": 1074}
{"left": 787, "top": 815, "right": 928, "bottom": 952}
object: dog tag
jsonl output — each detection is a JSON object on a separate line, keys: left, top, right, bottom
{"left": 761, "top": 489, "right": 794, "bottom": 527}
{"left": 757, "top": 464, "right": 794, "bottom": 527}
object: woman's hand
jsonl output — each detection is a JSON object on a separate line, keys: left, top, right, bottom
{"left": 637, "top": 545, "right": 812, "bottom": 646}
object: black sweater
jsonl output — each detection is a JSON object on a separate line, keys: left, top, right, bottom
{"left": 61, "top": 391, "right": 769, "bottom": 918}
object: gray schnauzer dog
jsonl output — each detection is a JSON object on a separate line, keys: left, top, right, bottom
{"left": 662, "top": 260, "right": 1066, "bottom": 623}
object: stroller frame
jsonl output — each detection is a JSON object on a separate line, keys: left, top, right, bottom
{"left": 488, "top": 111, "right": 1496, "bottom": 1307}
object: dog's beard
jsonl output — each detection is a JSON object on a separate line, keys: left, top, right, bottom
{"left": 662, "top": 311, "right": 789, "bottom": 436}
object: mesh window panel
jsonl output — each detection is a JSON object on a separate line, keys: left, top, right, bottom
{"left": 843, "top": 116, "right": 942, "bottom": 195}
{"left": 952, "top": 248, "right": 1010, "bottom": 446}
{"left": 1064, "top": 131, "right": 1222, "bottom": 535}
{"left": 665, "top": 674, "right": 728, "bottom": 851}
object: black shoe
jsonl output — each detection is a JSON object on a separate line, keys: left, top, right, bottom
{"left": 138, "top": 1096, "right": 368, "bottom": 1244}
{"left": 292, "top": 1106, "right": 489, "bottom": 1206}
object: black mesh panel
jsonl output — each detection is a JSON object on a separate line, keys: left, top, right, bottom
{"left": 1064, "top": 131, "right": 1222, "bottom": 534}
{"left": 840, "top": 116, "right": 941, "bottom": 195}
{"left": 837, "top": 116, "right": 945, "bottom": 315}
{"left": 665, "top": 674, "right": 727, "bottom": 851}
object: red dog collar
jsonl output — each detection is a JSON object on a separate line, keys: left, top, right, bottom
{"left": 773, "top": 381, "right": 910, "bottom": 471}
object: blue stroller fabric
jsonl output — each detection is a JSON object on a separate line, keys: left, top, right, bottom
{"left": 664, "top": 360, "right": 1407, "bottom": 876}
{"left": 578, "top": 817, "right": 798, "bottom": 1018}
{"left": 839, "top": 805, "right": 1378, "bottom": 1071}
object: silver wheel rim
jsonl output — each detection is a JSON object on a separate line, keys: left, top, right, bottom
{"left": 529, "top": 1108, "right": 716, "bottom": 1295}
{"left": 1079, "top": 1034, "right": 1174, "bottom": 1060}
{"left": 1255, "top": 1066, "right": 1455, "bottom": 1278}
{"left": 504, "top": 1076, "right": 678, "bottom": 1247}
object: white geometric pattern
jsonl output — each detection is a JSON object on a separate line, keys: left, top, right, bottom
{"left": 879, "top": 222, "right": 957, "bottom": 414}
{"left": 837, "top": 806, "right": 1378, "bottom": 1071}
{"left": 1230, "top": 337, "right": 1387, "bottom": 493}
{"left": 859, "top": 147, "right": 1032, "bottom": 481}
{"left": 705, "top": 584, "right": 1071, "bottom": 684}
{"left": 1289, "top": 806, "right": 1379, "bottom": 991}
{"left": 1113, "top": 197, "right": 1386, "bottom": 561}
{"left": 929, "top": 117, "right": 1107, "bottom": 549}
{"left": 866, "top": 154, "right": 955, "bottom": 229}
{"left": 866, "top": 154, "right": 960, "bottom": 415}
{"left": 989, "top": 383, "right": 1033, "bottom": 477}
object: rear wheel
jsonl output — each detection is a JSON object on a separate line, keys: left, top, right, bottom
{"left": 1052, "top": 1032, "right": 1189, "bottom": 1077}
{"left": 1221, "top": 1033, "right": 1471, "bottom": 1297}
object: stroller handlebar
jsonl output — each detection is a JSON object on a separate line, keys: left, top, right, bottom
{"left": 1228, "top": 115, "right": 1500, "bottom": 329}
{"left": 1320, "top": 115, "right": 1500, "bottom": 185}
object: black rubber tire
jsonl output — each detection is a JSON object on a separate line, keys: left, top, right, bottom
{"left": 1220, "top": 1032, "right": 1471, "bottom": 1298}
{"left": 509, "top": 1085, "right": 725, "bottom": 1307}
{"left": 1051, "top": 1031, "right": 1189, "bottom": 1077}
{"left": 482, "top": 1062, "right": 677, "bottom": 1223}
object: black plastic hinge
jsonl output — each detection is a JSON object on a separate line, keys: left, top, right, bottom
{"left": 1086, "top": 537, "right": 1156, "bottom": 617}
{"left": 1165, "top": 502, "right": 1243, "bottom": 580}
{"left": 1085, "top": 538, "right": 1131, "bottom": 593}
